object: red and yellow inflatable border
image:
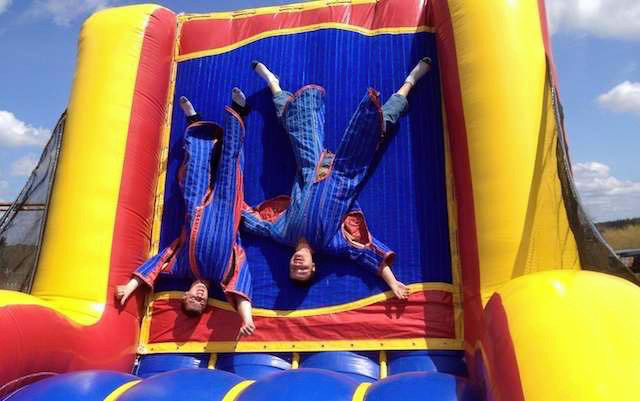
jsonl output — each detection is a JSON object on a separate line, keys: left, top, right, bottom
{"left": 0, "top": 4, "right": 176, "bottom": 389}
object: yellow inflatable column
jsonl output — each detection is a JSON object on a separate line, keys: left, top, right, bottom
{"left": 444, "top": 0, "right": 580, "bottom": 304}
{"left": 32, "top": 4, "right": 176, "bottom": 322}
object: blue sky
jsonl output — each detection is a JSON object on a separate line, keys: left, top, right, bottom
{"left": 0, "top": 0, "right": 638, "bottom": 222}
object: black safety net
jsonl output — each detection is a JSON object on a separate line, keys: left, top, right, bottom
{"left": 0, "top": 112, "right": 65, "bottom": 292}
{"left": 552, "top": 83, "right": 639, "bottom": 284}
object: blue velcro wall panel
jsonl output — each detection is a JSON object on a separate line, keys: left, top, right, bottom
{"left": 155, "top": 28, "right": 451, "bottom": 310}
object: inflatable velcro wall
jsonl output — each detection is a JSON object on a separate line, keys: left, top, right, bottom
{"left": 1, "top": 1, "right": 640, "bottom": 401}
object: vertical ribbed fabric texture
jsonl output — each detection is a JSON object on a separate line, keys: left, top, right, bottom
{"left": 156, "top": 30, "right": 451, "bottom": 309}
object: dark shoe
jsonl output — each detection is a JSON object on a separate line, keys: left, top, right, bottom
{"left": 231, "top": 87, "right": 251, "bottom": 117}
{"left": 251, "top": 60, "right": 279, "bottom": 81}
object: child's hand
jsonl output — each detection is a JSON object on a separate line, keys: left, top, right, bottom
{"left": 237, "top": 320, "right": 256, "bottom": 339}
{"left": 234, "top": 297, "right": 255, "bottom": 339}
{"left": 115, "top": 278, "right": 140, "bottom": 306}
{"left": 391, "top": 281, "right": 409, "bottom": 300}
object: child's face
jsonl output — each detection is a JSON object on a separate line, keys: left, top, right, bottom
{"left": 289, "top": 248, "right": 315, "bottom": 282}
{"left": 182, "top": 281, "right": 208, "bottom": 315}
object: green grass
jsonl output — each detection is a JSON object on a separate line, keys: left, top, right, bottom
{"left": 596, "top": 219, "right": 640, "bottom": 251}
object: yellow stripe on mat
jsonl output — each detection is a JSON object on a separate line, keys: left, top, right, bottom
{"left": 103, "top": 380, "right": 141, "bottom": 401}
{"left": 352, "top": 382, "right": 372, "bottom": 401}
{"left": 221, "top": 380, "right": 255, "bottom": 401}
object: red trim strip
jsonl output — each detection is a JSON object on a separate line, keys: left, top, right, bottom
{"left": 481, "top": 294, "right": 525, "bottom": 401}
{"left": 234, "top": 161, "right": 245, "bottom": 228}
{"left": 536, "top": 0, "right": 559, "bottom": 87}
{"left": 429, "top": 3, "right": 483, "bottom": 349}
{"left": 188, "top": 206, "right": 205, "bottom": 281}
{"left": 148, "top": 290, "right": 455, "bottom": 343}
{"left": 367, "top": 87, "right": 386, "bottom": 136}
{"left": 282, "top": 84, "right": 326, "bottom": 116}
{"left": 179, "top": 0, "right": 427, "bottom": 57}
{"left": 222, "top": 244, "right": 243, "bottom": 293}
{"left": 224, "top": 106, "right": 246, "bottom": 131}
{"left": 109, "top": 7, "right": 177, "bottom": 314}
{"left": 222, "top": 245, "right": 251, "bottom": 309}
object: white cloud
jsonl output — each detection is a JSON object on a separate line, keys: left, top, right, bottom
{"left": 10, "top": 155, "right": 38, "bottom": 177}
{"left": 0, "top": 111, "right": 48, "bottom": 147}
{"left": 0, "top": 0, "right": 12, "bottom": 14}
{"left": 546, "top": 0, "right": 640, "bottom": 39}
{"left": 28, "top": 0, "right": 113, "bottom": 26}
{"left": 573, "top": 161, "right": 640, "bottom": 221}
{"left": 597, "top": 81, "right": 640, "bottom": 115}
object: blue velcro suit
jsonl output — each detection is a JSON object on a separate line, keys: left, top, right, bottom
{"left": 134, "top": 107, "right": 252, "bottom": 307}
{"left": 242, "top": 85, "right": 407, "bottom": 275}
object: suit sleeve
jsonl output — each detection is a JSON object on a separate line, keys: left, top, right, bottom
{"left": 132, "top": 233, "right": 183, "bottom": 288}
{"left": 325, "top": 211, "right": 395, "bottom": 276}
{"left": 241, "top": 195, "right": 290, "bottom": 238}
{"left": 221, "top": 243, "right": 253, "bottom": 310}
